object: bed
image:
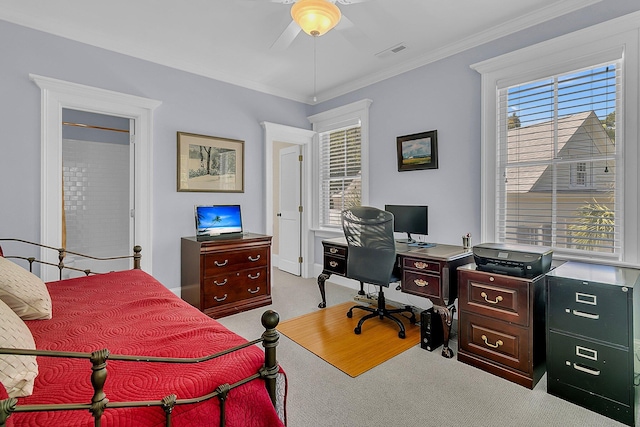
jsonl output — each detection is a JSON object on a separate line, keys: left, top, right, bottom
{"left": 0, "top": 239, "right": 286, "bottom": 427}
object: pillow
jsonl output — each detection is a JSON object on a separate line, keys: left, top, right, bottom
{"left": 0, "top": 298, "right": 38, "bottom": 397}
{"left": 0, "top": 257, "right": 52, "bottom": 320}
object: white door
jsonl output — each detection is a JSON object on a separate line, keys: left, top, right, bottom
{"left": 278, "top": 145, "right": 302, "bottom": 275}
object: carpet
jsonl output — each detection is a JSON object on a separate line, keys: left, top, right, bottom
{"left": 277, "top": 301, "right": 420, "bottom": 377}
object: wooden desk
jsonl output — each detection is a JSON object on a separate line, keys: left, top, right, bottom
{"left": 318, "top": 237, "right": 473, "bottom": 358}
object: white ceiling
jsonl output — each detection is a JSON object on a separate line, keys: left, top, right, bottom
{"left": 0, "top": 0, "right": 601, "bottom": 104}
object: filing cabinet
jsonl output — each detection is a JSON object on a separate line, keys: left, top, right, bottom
{"left": 546, "top": 261, "right": 640, "bottom": 426}
{"left": 457, "top": 264, "right": 546, "bottom": 389}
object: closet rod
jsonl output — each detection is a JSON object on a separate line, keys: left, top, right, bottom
{"left": 62, "top": 121, "right": 129, "bottom": 133}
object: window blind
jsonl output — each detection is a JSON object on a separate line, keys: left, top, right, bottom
{"left": 497, "top": 63, "right": 620, "bottom": 255}
{"left": 318, "top": 124, "right": 362, "bottom": 228}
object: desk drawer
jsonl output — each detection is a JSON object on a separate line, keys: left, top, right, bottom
{"left": 324, "top": 255, "right": 346, "bottom": 275}
{"left": 324, "top": 244, "right": 347, "bottom": 258}
{"left": 402, "top": 256, "right": 441, "bottom": 274}
{"left": 203, "top": 247, "right": 268, "bottom": 277}
{"left": 459, "top": 311, "right": 530, "bottom": 374}
{"left": 402, "top": 270, "right": 440, "bottom": 299}
{"left": 547, "top": 330, "right": 630, "bottom": 405}
{"left": 459, "top": 270, "right": 530, "bottom": 327}
{"left": 203, "top": 267, "right": 268, "bottom": 309}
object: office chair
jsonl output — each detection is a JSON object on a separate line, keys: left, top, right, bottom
{"left": 342, "top": 206, "right": 416, "bottom": 339}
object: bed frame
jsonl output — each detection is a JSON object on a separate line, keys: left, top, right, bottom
{"left": 0, "top": 239, "right": 282, "bottom": 427}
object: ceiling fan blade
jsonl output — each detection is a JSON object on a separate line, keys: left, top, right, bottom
{"left": 335, "top": 14, "right": 370, "bottom": 52}
{"left": 336, "top": 0, "right": 369, "bottom": 4}
{"left": 270, "top": 19, "right": 302, "bottom": 50}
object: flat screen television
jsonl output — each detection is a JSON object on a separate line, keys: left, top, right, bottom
{"left": 384, "top": 204, "right": 428, "bottom": 244}
{"left": 195, "top": 205, "right": 243, "bottom": 240}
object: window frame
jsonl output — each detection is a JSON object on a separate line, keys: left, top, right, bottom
{"left": 472, "top": 14, "right": 640, "bottom": 265}
{"left": 308, "top": 99, "right": 372, "bottom": 234}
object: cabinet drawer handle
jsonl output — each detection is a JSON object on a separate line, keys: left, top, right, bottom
{"left": 248, "top": 272, "right": 261, "bottom": 280}
{"left": 481, "top": 335, "right": 503, "bottom": 349}
{"left": 213, "top": 294, "right": 228, "bottom": 302}
{"left": 414, "top": 279, "right": 428, "bottom": 287}
{"left": 573, "top": 363, "right": 600, "bottom": 376}
{"left": 480, "top": 292, "right": 503, "bottom": 304}
{"left": 248, "top": 287, "right": 261, "bottom": 294}
{"left": 329, "top": 261, "right": 338, "bottom": 268}
{"left": 414, "top": 261, "right": 429, "bottom": 269}
{"left": 214, "top": 260, "right": 228, "bottom": 267}
{"left": 214, "top": 279, "right": 227, "bottom": 286}
{"left": 329, "top": 248, "right": 338, "bottom": 254}
{"left": 571, "top": 309, "right": 599, "bottom": 320}
{"left": 248, "top": 255, "right": 261, "bottom": 262}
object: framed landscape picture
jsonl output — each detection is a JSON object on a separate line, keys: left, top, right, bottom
{"left": 396, "top": 130, "right": 438, "bottom": 171}
{"left": 177, "top": 132, "right": 244, "bottom": 192}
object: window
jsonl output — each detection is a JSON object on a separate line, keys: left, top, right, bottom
{"left": 472, "top": 15, "right": 640, "bottom": 264}
{"left": 499, "top": 64, "right": 619, "bottom": 255}
{"left": 308, "top": 99, "right": 372, "bottom": 231}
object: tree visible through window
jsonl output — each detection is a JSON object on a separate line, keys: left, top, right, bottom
{"left": 499, "top": 64, "right": 619, "bottom": 255}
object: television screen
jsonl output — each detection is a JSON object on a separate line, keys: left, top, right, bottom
{"left": 384, "top": 204, "right": 428, "bottom": 243}
{"left": 195, "top": 205, "right": 243, "bottom": 239}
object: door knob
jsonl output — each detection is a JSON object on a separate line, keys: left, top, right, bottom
{"left": 277, "top": 213, "right": 282, "bottom": 217}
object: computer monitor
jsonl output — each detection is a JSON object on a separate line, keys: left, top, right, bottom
{"left": 195, "top": 205, "right": 243, "bottom": 240}
{"left": 384, "top": 205, "right": 428, "bottom": 243}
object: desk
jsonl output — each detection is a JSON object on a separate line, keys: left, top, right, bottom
{"left": 318, "top": 237, "right": 473, "bottom": 358}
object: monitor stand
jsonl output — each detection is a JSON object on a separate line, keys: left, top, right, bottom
{"left": 395, "top": 233, "right": 415, "bottom": 244}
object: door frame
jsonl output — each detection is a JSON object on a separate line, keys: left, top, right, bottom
{"left": 31, "top": 74, "right": 161, "bottom": 281}
{"left": 262, "top": 121, "right": 315, "bottom": 278}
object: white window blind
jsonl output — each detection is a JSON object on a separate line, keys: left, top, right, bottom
{"left": 318, "top": 124, "right": 362, "bottom": 228}
{"left": 497, "top": 63, "right": 620, "bottom": 255}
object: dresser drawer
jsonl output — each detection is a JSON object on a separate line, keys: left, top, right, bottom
{"left": 547, "top": 330, "right": 630, "bottom": 405}
{"left": 203, "top": 267, "right": 268, "bottom": 309}
{"left": 459, "top": 270, "right": 530, "bottom": 327}
{"left": 203, "top": 247, "right": 269, "bottom": 277}
{"left": 402, "top": 270, "right": 440, "bottom": 299}
{"left": 403, "top": 256, "right": 441, "bottom": 274}
{"left": 547, "top": 276, "right": 630, "bottom": 346}
{"left": 459, "top": 312, "right": 530, "bottom": 374}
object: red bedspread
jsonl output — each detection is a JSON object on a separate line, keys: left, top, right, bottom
{"left": 12, "top": 270, "right": 285, "bottom": 427}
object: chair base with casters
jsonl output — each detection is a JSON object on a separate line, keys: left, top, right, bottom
{"left": 347, "top": 284, "right": 416, "bottom": 339}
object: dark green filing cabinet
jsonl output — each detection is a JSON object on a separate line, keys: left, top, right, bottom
{"left": 546, "top": 261, "right": 640, "bottom": 426}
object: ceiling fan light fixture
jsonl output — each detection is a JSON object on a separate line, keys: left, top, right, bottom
{"left": 291, "top": 0, "right": 341, "bottom": 37}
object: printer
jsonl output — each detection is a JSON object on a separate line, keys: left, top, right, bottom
{"left": 472, "top": 243, "right": 553, "bottom": 278}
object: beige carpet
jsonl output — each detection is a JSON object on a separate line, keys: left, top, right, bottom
{"left": 277, "top": 301, "right": 420, "bottom": 377}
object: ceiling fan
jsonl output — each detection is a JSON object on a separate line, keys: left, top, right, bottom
{"left": 261, "top": 0, "right": 370, "bottom": 51}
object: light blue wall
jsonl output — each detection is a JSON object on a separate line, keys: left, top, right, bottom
{"left": 0, "top": 19, "right": 311, "bottom": 288}
{"left": 1, "top": 0, "right": 639, "bottom": 287}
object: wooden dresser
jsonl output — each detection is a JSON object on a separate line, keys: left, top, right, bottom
{"left": 180, "top": 234, "right": 272, "bottom": 319}
{"left": 457, "top": 264, "right": 546, "bottom": 388}
{"left": 546, "top": 261, "right": 639, "bottom": 426}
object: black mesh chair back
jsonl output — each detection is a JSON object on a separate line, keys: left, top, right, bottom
{"left": 342, "top": 206, "right": 396, "bottom": 287}
{"left": 342, "top": 206, "right": 416, "bottom": 338}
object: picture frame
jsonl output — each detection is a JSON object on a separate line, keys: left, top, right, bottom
{"left": 396, "top": 130, "right": 438, "bottom": 171}
{"left": 177, "top": 132, "right": 244, "bottom": 192}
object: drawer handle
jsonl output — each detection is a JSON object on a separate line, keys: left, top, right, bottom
{"left": 572, "top": 309, "right": 599, "bottom": 320}
{"left": 414, "top": 261, "right": 429, "bottom": 270}
{"left": 248, "top": 255, "right": 261, "bottom": 262}
{"left": 213, "top": 294, "right": 228, "bottom": 302}
{"left": 214, "top": 259, "right": 229, "bottom": 267}
{"left": 248, "top": 272, "right": 261, "bottom": 280}
{"left": 248, "top": 287, "right": 261, "bottom": 294}
{"left": 573, "top": 363, "right": 600, "bottom": 376}
{"left": 329, "top": 248, "right": 338, "bottom": 254}
{"left": 481, "top": 335, "right": 503, "bottom": 349}
{"left": 214, "top": 279, "right": 228, "bottom": 286}
{"left": 414, "top": 279, "right": 428, "bottom": 287}
{"left": 329, "top": 261, "right": 338, "bottom": 268}
{"left": 480, "top": 292, "right": 503, "bottom": 304}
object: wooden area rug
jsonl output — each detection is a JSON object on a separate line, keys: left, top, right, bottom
{"left": 277, "top": 301, "right": 420, "bottom": 377}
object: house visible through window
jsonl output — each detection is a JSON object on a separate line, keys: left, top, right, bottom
{"left": 318, "top": 125, "right": 362, "bottom": 228}
{"left": 499, "top": 63, "right": 619, "bottom": 255}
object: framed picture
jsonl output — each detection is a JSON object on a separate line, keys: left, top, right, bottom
{"left": 396, "top": 130, "right": 438, "bottom": 171}
{"left": 177, "top": 132, "right": 244, "bottom": 192}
